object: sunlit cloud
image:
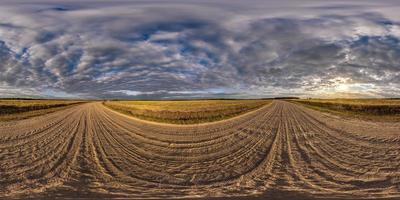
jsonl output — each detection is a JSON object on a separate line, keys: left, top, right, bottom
{"left": 0, "top": 0, "right": 399, "bottom": 99}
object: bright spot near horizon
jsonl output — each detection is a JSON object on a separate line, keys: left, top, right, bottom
{"left": 308, "top": 76, "right": 380, "bottom": 98}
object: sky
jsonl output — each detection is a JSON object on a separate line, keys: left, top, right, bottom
{"left": 0, "top": 0, "right": 400, "bottom": 99}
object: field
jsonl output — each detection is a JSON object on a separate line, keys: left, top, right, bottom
{"left": 0, "top": 100, "right": 84, "bottom": 121}
{"left": 292, "top": 99, "right": 400, "bottom": 122}
{"left": 103, "top": 100, "right": 270, "bottom": 124}
{"left": 0, "top": 100, "right": 399, "bottom": 199}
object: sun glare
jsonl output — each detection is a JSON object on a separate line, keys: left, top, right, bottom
{"left": 312, "top": 77, "right": 378, "bottom": 98}
{"left": 335, "top": 83, "right": 350, "bottom": 92}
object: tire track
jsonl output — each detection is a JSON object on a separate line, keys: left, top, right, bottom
{"left": 0, "top": 101, "right": 399, "bottom": 199}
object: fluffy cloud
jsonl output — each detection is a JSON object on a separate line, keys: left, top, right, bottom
{"left": 0, "top": 0, "right": 399, "bottom": 99}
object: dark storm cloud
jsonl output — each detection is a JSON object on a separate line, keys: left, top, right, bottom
{"left": 0, "top": 0, "right": 400, "bottom": 98}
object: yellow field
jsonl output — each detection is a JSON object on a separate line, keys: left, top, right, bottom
{"left": 292, "top": 98, "right": 400, "bottom": 121}
{"left": 103, "top": 100, "right": 271, "bottom": 124}
{"left": 0, "top": 100, "right": 83, "bottom": 121}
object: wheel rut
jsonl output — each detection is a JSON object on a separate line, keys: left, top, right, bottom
{"left": 0, "top": 101, "right": 399, "bottom": 199}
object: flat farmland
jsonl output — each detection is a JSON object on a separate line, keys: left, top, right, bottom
{"left": 0, "top": 100, "right": 84, "bottom": 121}
{"left": 292, "top": 99, "right": 400, "bottom": 122}
{"left": 103, "top": 100, "right": 271, "bottom": 124}
{"left": 0, "top": 100, "right": 399, "bottom": 199}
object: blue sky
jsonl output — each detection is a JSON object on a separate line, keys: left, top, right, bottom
{"left": 0, "top": 0, "right": 400, "bottom": 99}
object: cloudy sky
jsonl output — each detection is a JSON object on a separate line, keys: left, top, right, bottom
{"left": 0, "top": 0, "right": 400, "bottom": 99}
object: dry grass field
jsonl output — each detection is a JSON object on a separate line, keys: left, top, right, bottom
{"left": 0, "top": 100, "right": 84, "bottom": 121}
{"left": 292, "top": 99, "right": 400, "bottom": 122}
{"left": 103, "top": 100, "right": 271, "bottom": 124}
{"left": 0, "top": 100, "right": 399, "bottom": 199}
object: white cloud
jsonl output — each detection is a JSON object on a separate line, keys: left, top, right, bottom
{"left": 0, "top": 0, "right": 399, "bottom": 98}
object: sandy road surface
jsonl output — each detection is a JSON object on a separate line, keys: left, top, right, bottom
{"left": 0, "top": 101, "right": 399, "bottom": 199}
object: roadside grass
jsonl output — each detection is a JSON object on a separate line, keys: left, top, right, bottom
{"left": 291, "top": 99, "right": 400, "bottom": 122}
{"left": 0, "top": 100, "right": 84, "bottom": 121}
{"left": 103, "top": 100, "right": 271, "bottom": 124}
